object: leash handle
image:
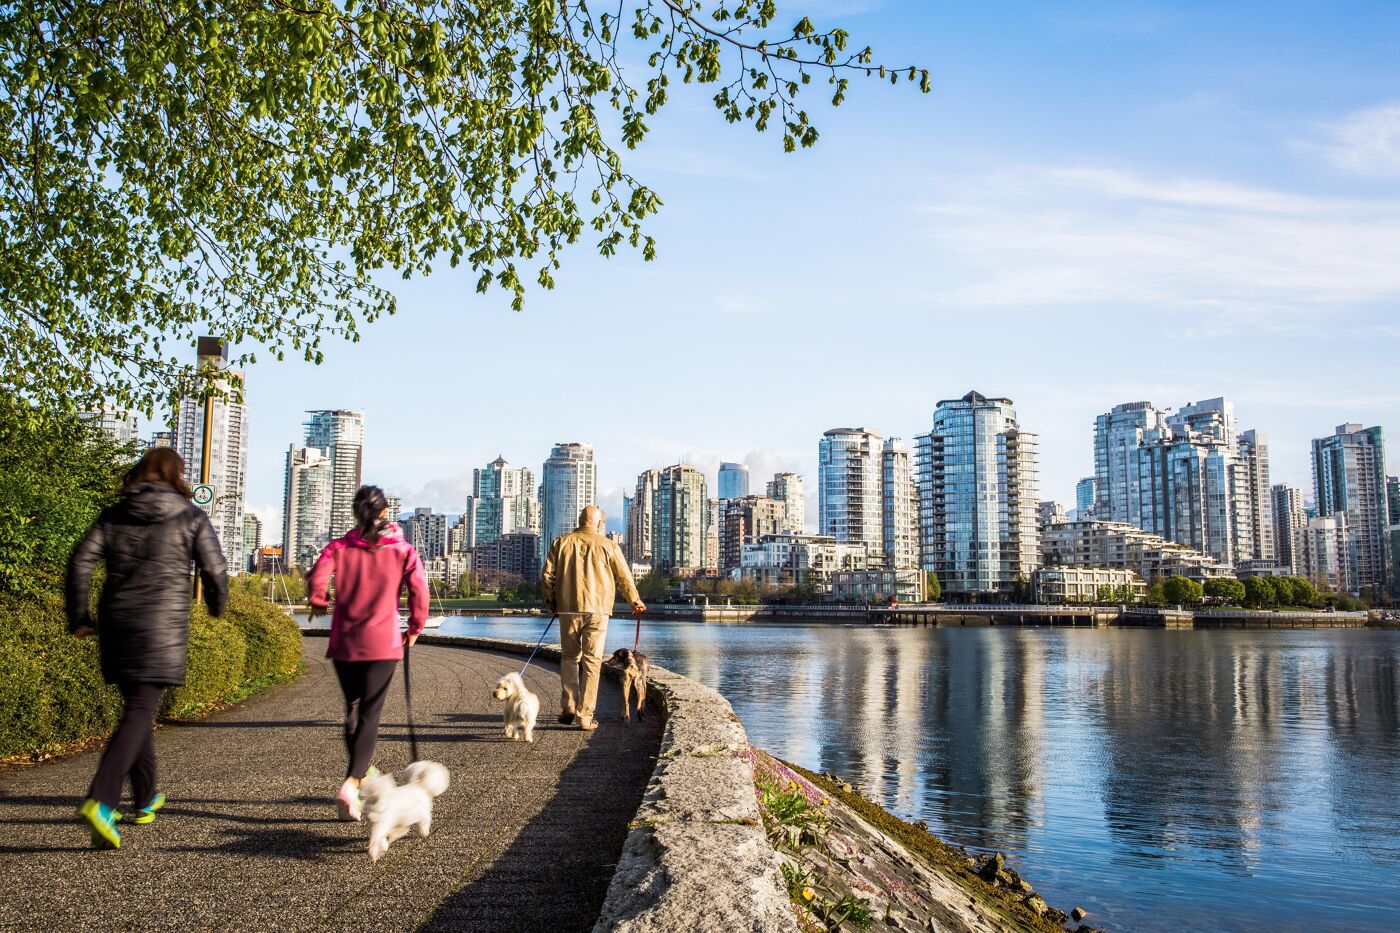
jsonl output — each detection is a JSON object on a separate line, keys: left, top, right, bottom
{"left": 403, "top": 642, "right": 420, "bottom": 762}
{"left": 519, "top": 615, "right": 558, "bottom": 676}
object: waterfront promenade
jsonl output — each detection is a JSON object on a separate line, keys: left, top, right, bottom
{"left": 0, "top": 642, "right": 661, "bottom": 932}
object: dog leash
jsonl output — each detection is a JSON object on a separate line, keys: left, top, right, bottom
{"left": 519, "top": 614, "right": 558, "bottom": 676}
{"left": 633, "top": 609, "right": 642, "bottom": 652}
{"left": 402, "top": 641, "right": 420, "bottom": 762}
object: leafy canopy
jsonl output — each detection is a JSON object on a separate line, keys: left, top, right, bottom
{"left": 0, "top": 0, "right": 927, "bottom": 412}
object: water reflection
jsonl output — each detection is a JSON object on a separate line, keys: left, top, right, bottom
{"left": 441, "top": 617, "right": 1400, "bottom": 931}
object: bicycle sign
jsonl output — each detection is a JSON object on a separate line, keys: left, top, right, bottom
{"left": 192, "top": 484, "right": 216, "bottom": 508}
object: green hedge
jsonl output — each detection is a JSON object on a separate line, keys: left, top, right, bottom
{"left": 0, "top": 589, "right": 302, "bottom": 759}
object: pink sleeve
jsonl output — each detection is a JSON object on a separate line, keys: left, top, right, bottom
{"left": 404, "top": 547, "right": 430, "bottom": 635}
{"left": 308, "top": 543, "right": 338, "bottom": 608}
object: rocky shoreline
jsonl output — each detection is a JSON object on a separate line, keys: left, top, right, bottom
{"left": 774, "top": 760, "right": 1103, "bottom": 933}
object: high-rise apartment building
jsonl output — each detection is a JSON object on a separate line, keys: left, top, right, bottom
{"left": 881, "top": 438, "right": 919, "bottom": 570}
{"left": 766, "top": 472, "right": 806, "bottom": 534}
{"left": 653, "top": 464, "right": 707, "bottom": 574}
{"left": 404, "top": 507, "right": 450, "bottom": 562}
{"left": 173, "top": 342, "right": 249, "bottom": 570}
{"left": 541, "top": 442, "right": 596, "bottom": 554}
{"left": 1272, "top": 484, "right": 1307, "bottom": 575}
{"left": 916, "top": 392, "right": 1040, "bottom": 596}
{"left": 1389, "top": 476, "right": 1400, "bottom": 596}
{"left": 1075, "top": 476, "right": 1097, "bottom": 517}
{"left": 386, "top": 494, "right": 402, "bottom": 524}
{"left": 1038, "top": 501, "right": 1069, "bottom": 528}
{"left": 1238, "top": 430, "right": 1274, "bottom": 563}
{"left": 720, "top": 495, "right": 787, "bottom": 573}
{"left": 1312, "top": 423, "right": 1390, "bottom": 594}
{"left": 148, "top": 430, "right": 173, "bottom": 449}
{"left": 819, "top": 428, "right": 883, "bottom": 553}
{"left": 704, "top": 497, "right": 721, "bottom": 572}
{"left": 283, "top": 445, "right": 333, "bottom": 567}
{"left": 82, "top": 404, "right": 140, "bottom": 447}
{"left": 242, "top": 513, "right": 263, "bottom": 573}
{"left": 717, "top": 462, "right": 750, "bottom": 500}
{"left": 466, "top": 456, "right": 539, "bottom": 549}
{"left": 304, "top": 410, "right": 364, "bottom": 540}
{"left": 1094, "top": 397, "right": 1267, "bottom": 569}
{"left": 627, "top": 469, "right": 661, "bottom": 566}
{"left": 1298, "top": 514, "right": 1352, "bottom": 592}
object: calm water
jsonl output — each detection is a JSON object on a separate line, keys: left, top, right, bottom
{"left": 435, "top": 616, "right": 1400, "bottom": 932}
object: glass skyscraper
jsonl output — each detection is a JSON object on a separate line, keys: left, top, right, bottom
{"left": 1312, "top": 423, "right": 1390, "bottom": 595}
{"left": 818, "top": 428, "right": 883, "bottom": 554}
{"left": 466, "top": 456, "right": 538, "bottom": 549}
{"left": 653, "top": 464, "right": 707, "bottom": 574}
{"left": 304, "top": 409, "right": 364, "bottom": 540}
{"left": 881, "top": 437, "right": 919, "bottom": 570}
{"left": 541, "top": 442, "right": 596, "bottom": 554}
{"left": 718, "top": 462, "right": 750, "bottom": 500}
{"left": 915, "top": 392, "right": 1039, "bottom": 597}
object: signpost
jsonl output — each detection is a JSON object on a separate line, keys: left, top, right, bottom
{"left": 192, "top": 484, "right": 216, "bottom": 509}
{"left": 194, "top": 337, "right": 226, "bottom": 603}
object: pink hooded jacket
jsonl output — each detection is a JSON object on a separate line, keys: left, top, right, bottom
{"left": 308, "top": 524, "right": 429, "bottom": 662}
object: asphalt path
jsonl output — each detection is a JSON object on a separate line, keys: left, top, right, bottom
{"left": 0, "top": 641, "right": 662, "bottom": 932}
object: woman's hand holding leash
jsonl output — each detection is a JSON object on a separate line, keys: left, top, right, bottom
{"left": 403, "top": 631, "right": 419, "bottom": 648}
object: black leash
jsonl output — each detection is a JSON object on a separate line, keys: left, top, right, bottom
{"left": 519, "top": 615, "right": 558, "bottom": 675}
{"left": 402, "top": 642, "right": 420, "bottom": 762}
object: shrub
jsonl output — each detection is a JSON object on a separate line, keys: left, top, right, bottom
{"left": 0, "top": 588, "right": 301, "bottom": 759}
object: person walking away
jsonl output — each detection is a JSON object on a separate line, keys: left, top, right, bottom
{"left": 66, "top": 447, "right": 229, "bottom": 849}
{"left": 308, "top": 485, "right": 429, "bottom": 821}
{"left": 540, "top": 506, "right": 646, "bottom": 731}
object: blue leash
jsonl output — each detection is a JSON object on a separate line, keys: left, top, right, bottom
{"left": 519, "top": 615, "right": 558, "bottom": 675}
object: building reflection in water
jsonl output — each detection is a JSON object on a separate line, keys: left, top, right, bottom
{"left": 446, "top": 616, "right": 1400, "bottom": 933}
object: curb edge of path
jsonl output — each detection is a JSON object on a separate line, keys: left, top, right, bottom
{"left": 307, "top": 630, "right": 799, "bottom": 933}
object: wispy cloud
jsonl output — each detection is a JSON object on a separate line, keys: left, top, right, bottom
{"left": 1316, "top": 102, "right": 1400, "bottom": 176}
{"left": 916, "top": 165, "right": 1400, "bottom": 319}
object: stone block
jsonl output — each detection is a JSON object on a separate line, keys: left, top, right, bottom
{"left": 633, "top": 754, "right": 760, "bottom": 825}
{"left": 593, "top": 823, "right": 799, "bottom": 933}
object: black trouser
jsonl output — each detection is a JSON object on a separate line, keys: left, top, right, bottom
{"left": 88, "top": 683, "right": 163, "bottom": 810}
{"left": 333, "top": 660, "right": 397, "bottom": 780}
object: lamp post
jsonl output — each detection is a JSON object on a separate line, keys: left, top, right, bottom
{"left": 193, "top": 337, "right": 226, "bottom": 603}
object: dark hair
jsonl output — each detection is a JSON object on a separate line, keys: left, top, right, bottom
{"left": 353, "top": 485, "right": 390, "bottom": 542}
{"left": 122, "top": 447, "right": 194, "bottom": 498}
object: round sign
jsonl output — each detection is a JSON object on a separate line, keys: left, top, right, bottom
{"left": 192, "top": 484, "right": 216, "bottom": 506}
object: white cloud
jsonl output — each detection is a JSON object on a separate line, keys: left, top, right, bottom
{"left": 1317, "top": 102, "right": 1400, "bottom": 176}
{"left": 401, "top": 475, "right": 473, "bottom": 515}
{"left": 916, "top": 165, "right": 1400, "bottom": 318}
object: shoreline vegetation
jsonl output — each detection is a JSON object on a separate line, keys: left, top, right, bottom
{"left": 755, "top": 752, "right": 1098, "bottom": 933}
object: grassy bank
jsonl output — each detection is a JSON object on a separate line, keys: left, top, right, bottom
{"left": 0, "top": 590, "right": 302, "bottom": 762}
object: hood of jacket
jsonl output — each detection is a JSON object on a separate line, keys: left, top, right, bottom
{"left": 118, "top": 483, "right": 193, "bottom": 524}
{"left": 343, "top": 524, "right": 406, "bottom": 549}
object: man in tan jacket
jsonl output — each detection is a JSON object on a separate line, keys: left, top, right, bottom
{"left": 541, "top": 506, "right": 646, "bottom": 730}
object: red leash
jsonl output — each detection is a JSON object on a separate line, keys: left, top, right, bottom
{"left": 633, "top": 608, "right": 643, "bottom": 652}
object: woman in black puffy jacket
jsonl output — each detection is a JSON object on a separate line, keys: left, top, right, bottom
{"left": 66, "top": 447, "right": 228, "bottom": 849}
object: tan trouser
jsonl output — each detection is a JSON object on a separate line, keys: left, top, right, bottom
{"left": 559, "top": 612, "right": 609, "bottom": 722}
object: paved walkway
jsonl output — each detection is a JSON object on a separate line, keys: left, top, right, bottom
{"left": 0, "top": 641, "right": 662, "bottom": 932}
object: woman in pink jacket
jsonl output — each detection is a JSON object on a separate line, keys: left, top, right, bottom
{"left": 308, "top": 485, "right": 429, "bottom": 821}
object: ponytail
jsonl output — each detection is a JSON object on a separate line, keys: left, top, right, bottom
{"left": 353, "top": 485, "right": 390, "bottom": 543}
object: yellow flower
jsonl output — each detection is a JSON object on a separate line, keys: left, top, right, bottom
{"left": 801, "top": 886, "right": 816, "bottom": 902}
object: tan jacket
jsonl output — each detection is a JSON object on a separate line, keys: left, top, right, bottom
{"left": 541, "top": 529, "right": 641, "bottom": 615}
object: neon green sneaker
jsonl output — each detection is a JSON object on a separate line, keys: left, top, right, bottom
{"left": 131, "top": 792, "right": 166, "bottom": 825}
{"left": 77, "top": 799, "right": 121, "bottom": 849}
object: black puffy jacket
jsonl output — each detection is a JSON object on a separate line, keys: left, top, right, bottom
{"left": 66, "top": 483, "right": 229, "bottom": 686}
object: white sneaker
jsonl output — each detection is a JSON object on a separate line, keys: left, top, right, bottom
{"left": 335, "top": 779, "right": 362, "bottom": 822}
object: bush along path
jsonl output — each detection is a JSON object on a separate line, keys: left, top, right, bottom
{"left": 0, "top": 590, "right": 302, "bottom": 763}
{"left": 745, "top": 751, "right": 1101, "bottom": 933}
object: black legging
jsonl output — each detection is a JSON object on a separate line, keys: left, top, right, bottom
{"left": 88, "top": 683, "right": 163, "bottom": 809}
{"left": 333, "top": 660, "right": 397, "bottom": 780}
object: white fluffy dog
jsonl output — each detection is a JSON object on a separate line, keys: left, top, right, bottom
{"left": 359, "top": 760, "right": 450, "bottom": 862}
{"left": 492, "top": 671, "right": 539, "bottom": 743}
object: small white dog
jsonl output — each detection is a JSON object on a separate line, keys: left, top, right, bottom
{"left": 492, "top": 671, "right": 539, "bottom": 743}
{"left": 359, "top": 760, "right": 450, "bottom": 862}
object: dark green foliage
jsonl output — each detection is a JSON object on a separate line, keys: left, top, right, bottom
{"left": 1162, "top": 575, "right": 1204, "bottom": 606}
{"left": 924, "top": 572, "right": 941, "bottom": 601}
{"left": 1204, "top": 577, "right": 1246, "bottom": 605}
{"left": 1243, "top": 575, "right": 1278, "bottom": 609}
{"left": 0, "top": 589, "right": 302, "bottom": 758}
{"left": 0, "top": 393, "right": 131, "bottom": 597}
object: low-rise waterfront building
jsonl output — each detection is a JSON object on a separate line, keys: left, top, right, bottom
{"left": 830, "top": 569, "right": 925, "bottom": 604}
{"left": 1041, "top": 519, "right": 1233, "bottom": 583}
{"left": 1032, "top": 567, "right": 1145, "bottom": 604}
{"left": 737, "top": 533, "right": 870, "bottom": 592}
{"left": 424, "top": 554, "right": 472, "bottom": 589}
{"left": 720, "top": 496, "right": 787, "bottom": 573}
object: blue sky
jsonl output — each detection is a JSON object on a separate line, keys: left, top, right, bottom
{"left": 219, "top": 0, "right": 1400, "bottom": 535}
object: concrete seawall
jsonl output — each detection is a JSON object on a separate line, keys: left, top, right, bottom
{"left": 416, "top": 632, "right": 798, "bottom": 933}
